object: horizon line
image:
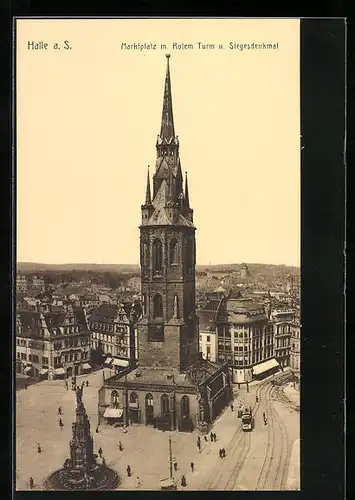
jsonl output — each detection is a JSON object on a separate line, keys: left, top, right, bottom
{"left": 17, "top": 260, "right": 300, "bottom": 268}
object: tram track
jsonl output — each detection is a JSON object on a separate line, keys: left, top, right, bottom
{"left": 205, "top": 378, "right": 269, "bottom": 490}
{"left": 255, "top": 384, "right": 291, "bottom": 490}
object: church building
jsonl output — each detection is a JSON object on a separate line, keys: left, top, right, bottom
{"left": 98, "top": 55, "right": 232, "bottom": 432}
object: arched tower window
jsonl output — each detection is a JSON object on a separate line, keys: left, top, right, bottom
{"left": 143, "top": 242, "right": 148, "bottom": 269}
{"left": 153, "top": 239, "right": 163, "bottom": 274}
{"left": 170, "top": 239, "right": 178, "bottom": 264}
{"left": 161, "top": 394, "right": 169, "bottom": 416}
{"left": 111, "top": 390, "right": 119, "bottom": 409}
{"left": 181, "top": 395, "right": 190, "bottom": 418}
{"left": 153, "top": 294, "right": 163, "bottom": 318}
{"left": 142, "top": 293, "right": 147, "bottom": 315}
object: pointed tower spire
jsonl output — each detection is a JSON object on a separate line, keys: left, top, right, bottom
{"left": 184, "top": 171, "right": 190, "bottom": 209}
{"left": 160, "top": 54, "right": 175, "bottom": 141}
{"left": 145, "top": 166, "right": 152, "bottom": 205}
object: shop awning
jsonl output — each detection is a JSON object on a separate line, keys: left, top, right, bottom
{"left": 39, "top": 368, "right": 48, "bottom": 375}
{"left": 253, "top": 358, "right": 279, "bottom": 375}
{"left": 111, "top": 358, "right": 129, "bottom": 367}
{"left": 103, "top": 408, "right": 123, "bottom": 419}
{"left": 54, "top": 367, "right": 65, "bottom": 375}
{"left": 24, "top": 366, "right": 32, "bottom": 374}
{"left": 104, "top": 358, "right": 113, "bottom": 365}
{"left": 82, "top": 363, "right": 91, "bottom": 370}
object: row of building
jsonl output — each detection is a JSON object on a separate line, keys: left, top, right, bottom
{"left": 15, "top": 289, "right": 300, "bottom": 386}
{"left": 15, "top": 301, "right": 140, "bottom": 380}
{"left": 198, "top": 290, "right": 300, "bottom": 385}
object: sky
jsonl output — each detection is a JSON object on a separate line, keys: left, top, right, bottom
{"left": 17, "top": 18, "right": 300, "bottom": 266}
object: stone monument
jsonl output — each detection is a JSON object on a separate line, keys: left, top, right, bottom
{"left": 44, "top": 386, "right": 120, "bottom": 490}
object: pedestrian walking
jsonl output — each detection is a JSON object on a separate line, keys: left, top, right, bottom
{"left": 204, "top": 436, "right": 208, "bottom": 442}
{"left": 231, "top": 403, "right": 234, "bottom": 412}
{"left": 65, "top": 380, "right": 68, "bottom": 390}
{"left": 263, "top": 412, "right": 266, "bottom": 420}
{"left": 197, "top": 435, "right": 201, "bottom": 445}
{"left": 59, "top": 418, "right": 63, "bottom": 429}
{"left": 127, "top": 465, "right": 132, "bottom": 477}
{"left": 210, "top": 432, "right": 213, "bottom": 442}
{"left": 222, "top": 448, "right": 226, "bottom": 458}
{"left": 213, "top": 433, "right": 217, "bottom": 442}
{"left": 219, "top": 449, "right": 222, "bottom": 459}
{"left": 173, "top": 462, "right": 178, "bottom": 471}
{"left": 86, "top": 380, "right": 89, "bottom": 387}
{"left": 181, "top": 475, "right": 186, "bottom": 487}
{"left": 25, "top": 383, "right": 27, "bottom": 390}
{"left": 37, "top": 443, "right": 41, "bottom": 454}
{"left": 96, "top": 426, "right": 99, "bottom": 433}
{"left": 98, "top": 447, "right": 103, "bottom": 458}
{"left": 136, "top": 476, "right": 141, "bottom": 488}
{"left": 119, "top": 441, "right": 123, "bottom": 451}
{"left": 256, "top": 395, "right": 259, "bottom": 403}
{"left": 58, "top": 407, "right": 62, "bottom": 415}
{"left": 190, "top": 462, "right": 194, "bottom": 472}
{"left": 29, "top": 477, "right": 34, "bottom": 489}
{"left": 102, "top": 457, "right": 106, "bottom": 466}
{"left": 197, "top": 439, "right": 201, "bottom": 451}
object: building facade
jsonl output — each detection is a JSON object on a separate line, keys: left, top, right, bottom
{"left": 88, "top": 303, "right": 137, "bottom": 371}
{"left": 215, "top": 291, "right": 278, "bottom": 383}
{"left": 197, "top": 301, "right": 220, "bottom": 362}
{"left": 16, "top": 274, "right": 28, "bottom": 294}
{"left": 16, "top": 304, "right": 91, "bottom": 379}
{"left": 290, "top": 321, "right": 300, "bottom": 390}
{"left": 271, "top": 309, "right": 295, "bottom": 368}
{"left": 98, "top": 55, "right": 232, "bottom": 432}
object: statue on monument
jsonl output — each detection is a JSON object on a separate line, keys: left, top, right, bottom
{"left": 76, "top": 386, "right": 83, "bottom": 405}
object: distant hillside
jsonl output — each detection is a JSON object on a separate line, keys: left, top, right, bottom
{"left": 196, "top": 263, "right": 300, "bottom": 276}
{"left": 18, "top": 262, "right": 299, "bottom": 276}
{"left": 17, "top": 262, "right": 141, "bottom": 274}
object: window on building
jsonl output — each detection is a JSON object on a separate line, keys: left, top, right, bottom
{"left": 181, "top": 395, "right": 190, "bottom": 418}
{"left": 207, "top": 336, "right": 211, "bottom": 342}
{"left": 153, "top": 294, "right": 163, "bottom": 318}
{"left": 185, "top": 237, "right": 193, "bottom": 273}
{"left": 169, "top": 239, "right": 178, "bottom": 264}
{"left": 161, "top": 394, "right": 169, "bottom": 416}
{"left": 129, "top": 392, "right": 138, "bottom": 406}
{"left": 153, "top": 239, "right": 163, "bottom": 273}
{"left": 17, "top": 352, "right": 20, "bottom": 359}
{"left": 146, "top": 393, "right": 154, "bottom": 407}
{"left": 21, "top": 353, "right": 26, "bottom": 360}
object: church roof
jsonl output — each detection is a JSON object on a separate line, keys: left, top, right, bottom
{"left": 119, "top": 367, "right": 196, "bottom": 389}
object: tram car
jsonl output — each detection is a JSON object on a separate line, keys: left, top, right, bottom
{"left": 241, "top": 406, "right": 253, "bottom": 431}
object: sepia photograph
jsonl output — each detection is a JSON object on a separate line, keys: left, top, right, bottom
{"left": 15, "top": 18, "right": 301, "bottom": 491}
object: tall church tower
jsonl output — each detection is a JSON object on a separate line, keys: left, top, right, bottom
{"left": 138, "top": 55, "right": 199, "bottom": 371}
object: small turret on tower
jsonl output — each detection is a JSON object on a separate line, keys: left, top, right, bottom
{"left": 141, "top": 166, "right": 154, "bottom": 225}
